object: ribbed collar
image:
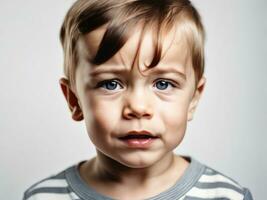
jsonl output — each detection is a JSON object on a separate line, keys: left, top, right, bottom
{"left": 65, "top": 156, "right": 205, "bottom": 200}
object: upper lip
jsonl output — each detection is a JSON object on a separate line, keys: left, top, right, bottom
{"left": 118, "top": 130, "right": 159, "bottom": 139}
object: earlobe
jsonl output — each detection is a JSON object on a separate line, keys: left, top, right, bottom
{"left": 71, "top": 106, "right": 84, "bottom": 121}
{"left": 59, "top": 78, "right": 84, "bottom": 121}
{"left": 187, "top": 77, "right": 206, "bottom": 121}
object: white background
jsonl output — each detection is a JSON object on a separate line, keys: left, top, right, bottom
{"left": 0, "top": 0, "right": 266, "bottom": 199}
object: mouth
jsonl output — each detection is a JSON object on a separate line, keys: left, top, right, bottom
{"left": 118, "top": 130, "right": 159, "bottom": 140}
{"left": 118, "top": 130, "right": 159, "bottom": 148}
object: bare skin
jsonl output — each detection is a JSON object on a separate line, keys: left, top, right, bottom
{"left": 79, "top": 153, "right": 189, "bottom": 200}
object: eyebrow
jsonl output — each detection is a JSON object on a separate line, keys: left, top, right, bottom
{"left": 89, "top": 67, "right": 187, "bottom": 80}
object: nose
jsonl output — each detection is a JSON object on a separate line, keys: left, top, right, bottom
{"left": 122, "top": 88, "right": 153, "bottom": 120}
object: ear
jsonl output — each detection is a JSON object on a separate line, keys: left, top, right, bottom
{"left": 59, "top": 78, "right": 84, "bottom": 121}
{"left": 187, "top": 77, "right": 206, "bottom": 121}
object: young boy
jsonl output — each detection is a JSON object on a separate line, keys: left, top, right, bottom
{"left": 23, "top": 0, "right": 253, "bottom": 199}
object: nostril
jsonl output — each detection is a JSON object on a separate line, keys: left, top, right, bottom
{"left": 123, "top": 107, "right": 153, "bottom": 120}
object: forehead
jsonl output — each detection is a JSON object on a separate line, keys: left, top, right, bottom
{"left": 78, "top": 22, "right": 193, "bottom": 76}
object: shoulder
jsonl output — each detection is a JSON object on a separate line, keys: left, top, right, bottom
{"left": 187, "top": 160, "right": 253, "bottom": 200}
{"left": 23, "top": 167, "right": 79, "bottom": 200}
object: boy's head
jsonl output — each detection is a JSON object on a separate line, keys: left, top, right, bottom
{"left": 59, "top": 0, "right": 206, "bottom": 168}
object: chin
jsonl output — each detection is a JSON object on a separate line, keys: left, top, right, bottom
{"left": 115, "top": 151, "right": 163, "bottom": 168}
{"left": 120, "top": 160, "right": 153, "bottom": 168}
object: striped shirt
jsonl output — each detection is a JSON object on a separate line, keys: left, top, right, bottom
{"left": 23, "top": 157, "right": 253, "bottom": 200}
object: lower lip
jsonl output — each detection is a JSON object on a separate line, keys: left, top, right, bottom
{"left": 119, "top": 138, "right": 157, "bottom": 148}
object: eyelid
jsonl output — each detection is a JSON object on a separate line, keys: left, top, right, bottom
{"left": 95, "top": 78, "right": 122, "bottom": 87}
{"left": 154, "top": 78, "right": 180, "bottom": 88}
{"left": 94, "top": 79, "right": 125, "bottom": 92}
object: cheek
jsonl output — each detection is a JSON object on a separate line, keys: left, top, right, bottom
{"left": 161, "top": 98, "right": 189, "bottom": 124}
{"left": 82, "top": 97, "right": 121, "bottom": 139}
{"left": 160, "top": 100, "right": 190, "bottom": 145}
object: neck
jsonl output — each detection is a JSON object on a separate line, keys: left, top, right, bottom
{"left": 92, "top": 150, "right": 176, "bottom": 186}
{"left": 81, "top": 151, "right": 177, "bottom": 187}
{"left": 79, "top": 151, "right": 189, "bottom": 199}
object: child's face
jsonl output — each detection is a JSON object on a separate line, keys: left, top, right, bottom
{"left": 60, "top": 24, "right": 205, "bottom": 168}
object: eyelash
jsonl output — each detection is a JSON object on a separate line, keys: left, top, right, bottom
{"left": 95, "top": 78, "right": 177, "bottom": 91}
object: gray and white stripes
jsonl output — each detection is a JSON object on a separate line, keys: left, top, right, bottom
{"left": 23, "top": 157, "right": 253, "bottom": 200}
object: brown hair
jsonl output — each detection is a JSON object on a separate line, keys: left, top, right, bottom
{"left": 60, "top": 0, "right": 205, "bottom": 89}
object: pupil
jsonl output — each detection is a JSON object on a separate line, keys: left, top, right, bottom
{"left": 156, "top": 81, "right": 168, "bottom": 90}
{"left": 107, "top": 81, "right": 117, "bottom": 90}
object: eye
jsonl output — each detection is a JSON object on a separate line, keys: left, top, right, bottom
{"left": 154, "top": 79, "right": 176, "bottom": 90}
{"left": 96, "top": 79, "right": 123, "bottom": 91}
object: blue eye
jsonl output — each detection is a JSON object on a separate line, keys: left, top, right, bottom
{"left": 96, "top": 80, "right": 122, "bottom": 90}
{"left": 96, "top": 79, "right": 176, "bottom": 91}
{"left": 155, "top": 80, "right": 175, "bottom": 90}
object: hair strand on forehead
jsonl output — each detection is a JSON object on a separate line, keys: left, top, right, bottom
{"left": 60, "top": 0, "right": 205, "bottom": 89}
